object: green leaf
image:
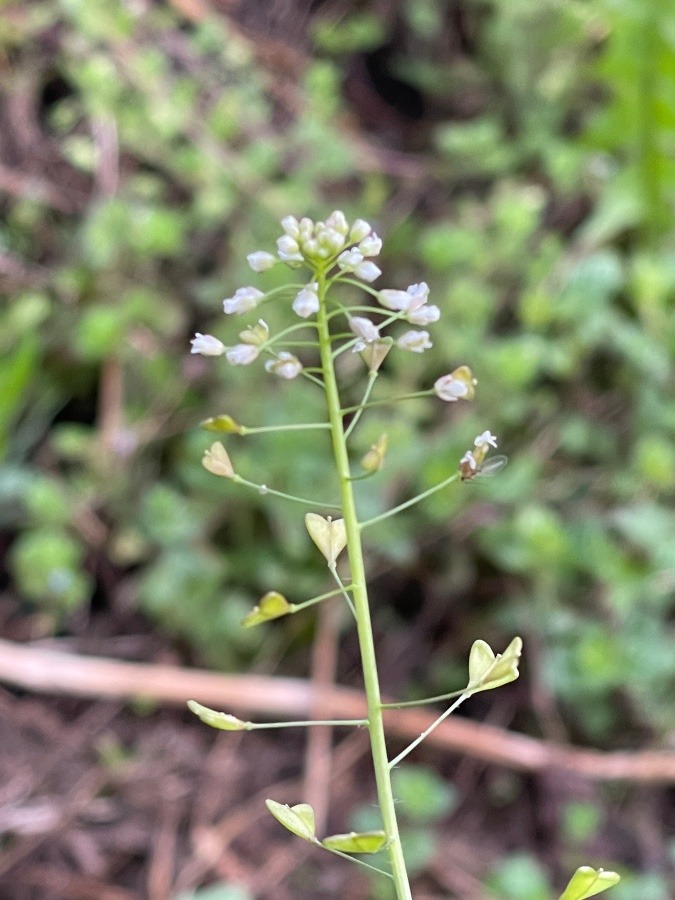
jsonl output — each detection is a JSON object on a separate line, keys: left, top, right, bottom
{"left": 265, "top": 800, "right": 318, "bottom": 843}
{"left": 467, "top": 637, "right": 523, "bottom": 693}
{"left": 201, "top": 415, "right": 244, "bottom": 434}
{"left": 241, "top": 591, "right": 292, "bottom": 627}
{"left": 321, "top": 830, "right": 387, "bottom": 854}
{"left": 559, "top": 866, "right": 621, "bottom": 900}
{"left": 187, "top": 700, "right": 251, "bottom": 731}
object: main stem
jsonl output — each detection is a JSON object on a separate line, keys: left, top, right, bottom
{"left": 315, "top": 272, "right": 412, "bottom": 900}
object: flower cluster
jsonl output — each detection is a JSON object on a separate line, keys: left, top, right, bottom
{"left": 189, "top": 211, "right": 479, "bottom": 401}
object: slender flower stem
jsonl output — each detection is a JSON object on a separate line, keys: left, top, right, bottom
{"left": 388, "top": 694, "right": 469, "bottom": 769}
{"left": 240, "top": 422, "right": 330, "bottom": 435}
{"left": 381, "top": 687, "right": 466, "bottom": 709}
{"left": 249, "top": 718, "right": 368, "bottom": 729}
{"left": 328, "top": 564, "right": 357, "bottom": 618}
{"left": 359, "top": 472, "right": 460, "bottom": 530}
{"left": 290, "top": 584, "right": 353, "bottom": 613}
{"left": 316, "top": 271, "right": 412, "bottom": 900}
{"left": 232, "top": 475, "right": 341, "bottom": 510}
{"left": 340, "top": 390, "right": 433, "bottom": 415}
{"left": 344, "top": 371, "right": 378, "bottom": 442}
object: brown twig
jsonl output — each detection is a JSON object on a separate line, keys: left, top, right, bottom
{"left": 0, "top": 638, "right": 673, "bottom": 783}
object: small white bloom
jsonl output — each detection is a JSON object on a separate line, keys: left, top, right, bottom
{"left": 226, "top": 343, "right": 259, "bottom": 365}
{"left": 223, "top": 286, "right": 264, "bottom": 315}
{"left": 396, "top": 330, "right": 433, "bottom": 353}
{"left": 349, "top": 219, "right": 372, "bottom": 242}
{"left": 407, "top": 304, "right": 440, "bottom": 325}
{"left": 265, "top": 351, "right": 303, "bottom": 380}
{"left": 337, "top": 247, "right": 364, "bottom": 270}
{"left": 474, "top": 431, "right": 498, "bottom": 449}
{"left": 280, "top": 215, "right": 300, "bottom": 238}
{"left": 190, "top": 333, "right": 226, "bottom": 356}
{"left": 378, "top": 282, "right": 429, "bottom": 312}
{"left": 351, "top": 340, "right": 367, "bottom": 353}
{"left": 433, "top": 366, "right": 477, "bottom": 402}
{"left": 246, "top": 251, "right": 276, "bottom": 273}
{"left": 276, "top": 234, "right": 303, "bottom": 262}
{"left": 326, "top": 210, "right": 349, "bottom": 235}
{"left": 349, "top": 316, "right": 380, "bottom": 343}
{"left": 292, "top": 283, "right": 320, "bottom": 318}
{"left": 358, "top": 233, "right": 382, "bottom": 256}
{"left": 354, "top": 260, "right": 381, "bottom": 282}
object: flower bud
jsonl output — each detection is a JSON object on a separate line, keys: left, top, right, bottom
{"left": 349, "top": 316, "right": 380, "bottom": 343}
{"left": 361, "top": 434, "right": 388, "bottom": 473}
{"left": 190, "top": 333, "right": 226, "bottom": 356}
{"left": 378, "top": 282, "right": 428, "bottom": 312}
{"left": 280, "top": 215, "right": 300, "bottom": 238}
{"left": 396, "top": 330, "right": 432, "bottom": 353}
{"left": 223, "top": 286, "right": 264, "bottom": 315}
{"left": 226, "top": 343, "right": 259, "bottom": 365}
{"left": 407, "top": 304, "right": 440, "bottom": 325}
{"left": 264, "top": 351, "right": 303, "bottom": 380}
{"left": 433, "top": 366, "right": 477, "bottom": 401}
{"left": 354, "top": 261, "right": 381, "bottom": 282}
{"left": 337, "top": 248, "right": 364, "bottom": 270}
{"left": 247, "top": 251, "right": 276, "bottom": 272}
{"left": 349, "top": 219, "right": 372, "bottom": 242}
{"left": 277, "top": 235, "right": 304, "bottom": 263}
{"left": 358, "top": 233, "right": 382, "bottom": 256}
{"left": 292, "top": 284, "right": 320, "bottom": 318}
{"left": 326, "top": 210, "right": 349, "bottom": 235}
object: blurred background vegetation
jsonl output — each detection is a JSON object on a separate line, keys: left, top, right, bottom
{"left": 0, "top": 0, "right": 673, "bottom": 897}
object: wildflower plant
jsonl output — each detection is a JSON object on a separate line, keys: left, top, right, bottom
{"left": 188, "top": 213, "right": 619, "bottom": 900}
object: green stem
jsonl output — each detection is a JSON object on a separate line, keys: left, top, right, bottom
{"left": 290, "top": 584, "right": 353, "bottom": 614}
{"left": 340, "top": 390, "right": 433, "bottom": 415}
{"left": 360, "top": 472, "right": 460, "bottom": 530}
{"left": 240, "top": 422, "right": 330, "bottom": 435}
{"left": 232, "top": 475, "right": 341, "bottom": 510}
{"left": 381, "top": 687, "right": 466, "bottom": 709}
{"left": 344, "top": 371, "right": 378, "bottom": 442}
{"left": 249, "top": 718, "right": 368, "bottom": 729}
{"left": 389, "top": 693, "right": 469, "bottom": 769}
{"left": 316, "top": 270, "right": 412, "bottom": 900}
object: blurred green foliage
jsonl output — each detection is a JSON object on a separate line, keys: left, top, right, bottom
{"left": 1, "top": 0, "right": 673, "bottom": 891}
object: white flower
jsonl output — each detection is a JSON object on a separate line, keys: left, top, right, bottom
{"left": 407, "top": 304, "right": 440, "bottom": 325}
{"left": 276, "top": 234, "right": 303, "bottom": 262}
{"left": 292, "top": 283, "right": 320, "bottom": 318}
{"left": 349, "top": 316, "right": 380, "bottom": 343}
{"left": 190, "top": 333, "right": 225, "bottom": 356}
{"left": 298, "top": 217, "right": 314, "bottom": 240}
{"left": 433, "top": 366, "right": 477, "bottom": 402}
{"left": 280, "top": 215, "right": 300, "bottom": 239}
{"left": 396, "top": 330, "right": 432, "bottom": 353}
{"left": 349, "top": 219, "right": 372, "bottom": 242}
{"left": 326, "top": 210, "right": 349, "bottom": 235}
{"left": 321, "top": 228, "right": 347, "bottom": 253}
{"left": 226, "top": 344, "right": 259, "bottom": 365}
{"left": 265, "top": 351, "right": 303, "bottom": 380}
{"left": 247, "top": 251, "right": 276, "bottom": 273}
{"left": 474, "top": 431, "right": 498, "bottom": 449}
{"left": 358, "top": 233, "right": 382, "bottom": 256}
{"left": 337, "top": 248, "right": 364, "bottom": 270}
{"left": 378, "top": 281, "right": 429, "bottom": 312}
{"left": 223, "top": 286, "right": 264, "bottom": 315}
{"left": 354, "top": 261, "right": 381, "bottom": 282}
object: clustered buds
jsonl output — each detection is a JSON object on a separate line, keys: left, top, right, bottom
{"left": 190, "top": 214, "right": 489, "bottom": 444}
